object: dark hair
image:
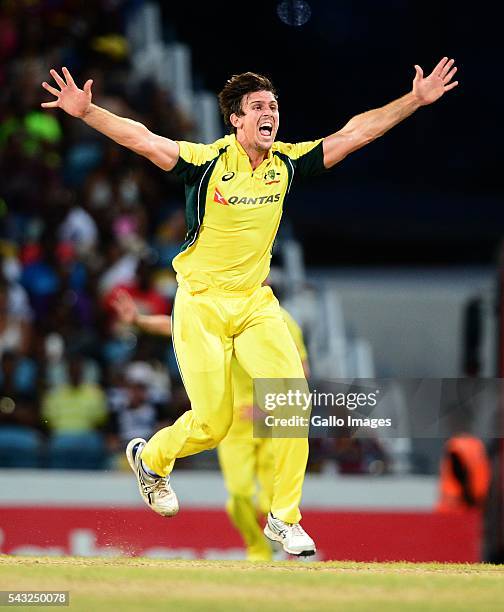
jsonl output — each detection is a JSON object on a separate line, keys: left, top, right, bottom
{"left": 218, "top": 72, "right": 277, "bottom": 133}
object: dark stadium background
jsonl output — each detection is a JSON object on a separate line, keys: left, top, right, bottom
{"left": 163, "top": 0, "right": 502, "bottom": 264}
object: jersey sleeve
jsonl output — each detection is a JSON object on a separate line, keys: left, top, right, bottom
{"left": 276, "top": 139, "right": 326, "bottom": 179}
{"left": 281, "top": 307, "right": 308, "bottom": 362}
{"left": 172, "top": 141, "right": 219, "bottom": 185}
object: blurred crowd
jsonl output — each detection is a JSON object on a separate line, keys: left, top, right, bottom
{"left": 0, "top": 0, "right": 387, "bottom": 475}
{"left": 0, "top": 0, "right": 195, "bottom": 469}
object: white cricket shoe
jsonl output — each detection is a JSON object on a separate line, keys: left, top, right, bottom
{"left": 126, "top": 437, "right": 179, "bottom": 517}
{"left": 264, "top": 513, "right": 316, "bottom": 556}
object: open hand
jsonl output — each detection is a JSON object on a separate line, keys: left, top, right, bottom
{"left": 412, "top": 57, "right": 458, "bottom": 106}
{"left": 41, "top": 67, "right": 93, "bottom": 118}
{"left": 111, "top": 290, "right": 138, "bottom": 325}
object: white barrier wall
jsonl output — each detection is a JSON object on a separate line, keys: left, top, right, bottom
{"left": 0, "top": 470, "right": 437, "bottom": 509}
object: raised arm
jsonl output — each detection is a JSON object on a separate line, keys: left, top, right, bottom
{"left": 112, "top": 290, "right": 172, "bottom": 337}
{"left": 41, "top": 67, "right": 179, "bottom": 171}
{"left": 322, "top": 57, "right": 458, "bottom": 169}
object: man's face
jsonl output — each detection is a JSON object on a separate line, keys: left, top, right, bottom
{"left": 232, "top": 90, "right": 279, "bottom": 152}
{"left": 128, "top": 382, "right": 147, "bottom": 407}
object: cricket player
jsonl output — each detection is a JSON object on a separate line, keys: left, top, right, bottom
{"left": 111, "top": 290, "right": 310, "bottom": 561}
{"left": 42, "top": 58, "right": 458, "bottom": 555}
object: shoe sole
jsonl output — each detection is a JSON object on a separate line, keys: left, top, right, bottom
{"left": 264, "top": 524, "right": 316, "bottom": 557}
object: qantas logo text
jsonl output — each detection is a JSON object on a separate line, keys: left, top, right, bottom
{"left": 214, "top": 190, "right": 281, "bottom": 206}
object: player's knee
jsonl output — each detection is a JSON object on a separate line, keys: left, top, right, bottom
{"left": 201, "top": 418, "right": 232, "bottom": 447}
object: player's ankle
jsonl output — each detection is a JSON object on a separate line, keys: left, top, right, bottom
{"left": 141, "top": 459, "right": 161, "bottom": 478}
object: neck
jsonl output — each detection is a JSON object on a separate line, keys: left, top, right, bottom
{"left": 236, "top": 132, "right": 268, "bottom": 170}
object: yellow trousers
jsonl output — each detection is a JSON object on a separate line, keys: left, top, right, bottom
{"left": 141, "top": 285, "right": 308, "bottom": 523}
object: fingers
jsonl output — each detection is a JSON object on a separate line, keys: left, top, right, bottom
{"left": 111, "top": 297, "right": 125, "bottom": 312}
{"left": 50, "top": 68, "right": 66, "bottom": 89}
{"left": 443, "top": 66, "right": 457, "bottom": 83}
{"left": 112, "top": 293, "right": 125, "bottom": 306}
{"left": 116, "top": 289, "right": 133, "bottom": 302}
{"left": 41, "top": 101, "right": 59, "bottom": 108}
{"left": 440, "top": 58, "right": 455, "bottom": 79}
{"left": 433, "top": 56, "right": 449, "bottom": 75}
{"left": 444, "top": 81, "right": 459, "bottom": 91}
{"left": 42, "top": 81, "right": 60, "bottom": 97}
{"left": 113, "top": 290, "right": 135, "bottom": 313}
{"left": 414, "top": 65, "right": 423, "bottom": 79}
{"left": 83, "top": 79, "right": 93, "bottom": 94}
{"left": 62, "top": 66, "right": 75, "bottom": 86}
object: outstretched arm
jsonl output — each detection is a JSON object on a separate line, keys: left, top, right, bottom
{"left": 41, "top": 67, "right": 179, "bottom": 171}
{"left": 112, "top": 290, "right": 172, "bottom": 337}
{"left": 322, "top": 57, "right": 458, "bottom": 168}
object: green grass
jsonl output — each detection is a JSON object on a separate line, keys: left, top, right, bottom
{"left": 1, "top": 556, "right": 503, "bottom": 611}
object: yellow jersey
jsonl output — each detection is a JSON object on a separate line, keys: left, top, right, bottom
{"left": 171, "top": 134, "right": 324, "bottom": 293}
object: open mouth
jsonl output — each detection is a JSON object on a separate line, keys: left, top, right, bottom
{"left": 259, "top": 123, "right": 273, "bottom": 137}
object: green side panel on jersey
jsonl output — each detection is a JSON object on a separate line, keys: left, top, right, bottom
{"left": 172, "top": 156, "right": 200, "bottom": 184}
{"left": 178, "top": 183, "right": 199, "bottom": 253}
{"left": 296, "top": 141, "right": 325, "bottom": 178}
{"left": 178, "top": 163, "right": 212, "bottom": 253}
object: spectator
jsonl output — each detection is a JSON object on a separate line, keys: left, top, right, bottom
{"left": 98, "top": 240, "right": 139, "bottom": 295}
{"left": 1, "top": 256, "right": 33, "bottom": 322}
{"left": 0, "top": 279, "right": 31, "bottom": 357}
{"left": 58, "top": 201, "right": 99, "bottom": 256}
{"left": 107, "top": 361, "right": 170, "bottom": 464}
{"left": 436, "top": 432, "right": 491, "bottom": 513}
{"left": 19, "top": 239, "right": 60, "bottom": 323}
{"left": 0, "top": 350, "right": 40, "bottom": 467}
{"left": 0, "top": 350, "right": 37, "bottom": 403}
{"left": 105, "top": 258, "right": 170, "bottom": 319}
{"left": 41, "top": 355, "right": 108, "bottom": 469}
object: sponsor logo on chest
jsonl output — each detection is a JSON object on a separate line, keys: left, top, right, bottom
{"left": 213, "top": 188, "right": 281, "bottom": 206}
